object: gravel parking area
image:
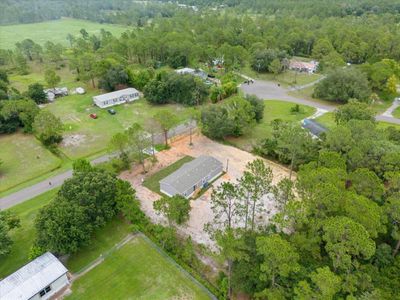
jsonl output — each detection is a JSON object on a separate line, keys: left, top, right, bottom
{"left": 120, "top": 132, "right": 291, "bottom": 247}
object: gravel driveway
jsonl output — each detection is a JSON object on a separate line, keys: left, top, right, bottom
{"left": 120, "top": 133, "right": 290, "bottom": 247}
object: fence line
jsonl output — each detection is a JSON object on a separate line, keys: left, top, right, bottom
{"left": 70, "top": 232, "right": 217, "bottom": 300}
{"left": 137, "top": 232, "right": 218, "bottom": 300}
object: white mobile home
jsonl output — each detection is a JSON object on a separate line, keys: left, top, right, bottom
{"left": 0, "top": 252, "right": 69, "bottom": 300}
{"left": 93, "top": 88, "right": 140, "bottom": 108}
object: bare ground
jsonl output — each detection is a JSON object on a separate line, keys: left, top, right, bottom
{"left": 119, "top": 132, "right": 291, "bottom": 248}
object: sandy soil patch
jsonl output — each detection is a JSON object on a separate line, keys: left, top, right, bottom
{"left": 61, "top": 134, "right": 87, "bottom": 147}
{"left": 120, "top": 132, "right": 291, "bottom": 247}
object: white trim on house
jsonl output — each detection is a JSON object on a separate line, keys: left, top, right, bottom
{"left": 93, "top": 88, "right": 140, "bottom": 108}
{"left": 0, "top": 252, "right": 69, "bottom": 300}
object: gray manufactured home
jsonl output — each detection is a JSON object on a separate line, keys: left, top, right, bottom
{"left": 160, "top": 156, "right": 223, "bottom": 199}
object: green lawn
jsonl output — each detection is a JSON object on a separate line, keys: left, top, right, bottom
{"left": 66, "top": 217, "right": 131, "bottom": 273}
{"left": 243, "top": 66, "right": 322, "bottom": 87}
{"left": 0, "top": 189, "right": 57, "bottom": 278}
{"left": 9, "top": 62, "right": 77, "bottom": 92}
{"left": 227, "top": 100, "right": 316, "bottom": 150}
{"left": 0, "top": 188, "right": 131, "bottom": 279}
{"left": 44, "top": 94, "right": 196, "bottom": 159}
{"left": 393, "top": 106, "right": 400, "bottom": 119}
{"left": 67, "top": 236, "right": 211, "bottom": 300}
{"left": 0, "top": 133, "right": 62, "bottom": 192}
{"left": 143, "top": 156, "right": 194, "bottom": 194}
{"left": 314, "top": 112, "right": 336, "bottom": 129}
{"left": 0, "top": 18, "right": 129, "bottom": 49}
{"left": 315, "top": 112, "right": 400, "bottom": 130}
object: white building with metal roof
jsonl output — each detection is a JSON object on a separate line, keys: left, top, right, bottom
{"left": 0, "top": 252, "right": 69, "bottom": 300}
{"left": 175, "top": 68, "right": 208, "bottom": 80}
{"left": 93, "top": 87, "right": 140, "bottom": 108}
{"left": 160, "top": 155, "right": 223, "bottom": 199}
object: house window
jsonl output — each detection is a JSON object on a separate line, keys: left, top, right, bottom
{"left": 39, "top": 285, "right": 52, "bottom": 297}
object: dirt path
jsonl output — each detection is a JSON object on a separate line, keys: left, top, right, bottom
{"left": 120, "top": 133, "right": 291, "bottom": 248}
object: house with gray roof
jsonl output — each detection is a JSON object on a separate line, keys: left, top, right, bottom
{"left": 302, "top": 119, "right": 327, "bottom": 138}
{"left": 0, "top": 252, "right": 69, "bottom": 300}
{"left": 160, "top": 156, "right": 223, "bottom": 199}
{"left": 93, "top": 87, "right": 139, "bottom": 108}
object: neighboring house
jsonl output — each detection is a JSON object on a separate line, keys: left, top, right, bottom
{"left": 0, "top": 252, "right": 69, "bottom": 300}
{"left": 289, "top": 60, "right": 319, "bottom": 74}
{"left": 93, "top": 87, "right": 140, "bottom": 108}
{"left": 302, "top": 119, "right": 327, "bottom": 138}
{"left": 44, "top": 87, "right": 68, "bottom": 102}
{"left": 160, "top": 155, "right": 223, "bottom": 199}
{"left": 175, "top": 68, "right": 208, "bottom": 80}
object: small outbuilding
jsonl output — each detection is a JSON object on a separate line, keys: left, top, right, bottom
{"left": 160, "top": 155, "right": 223, "bottom": 199}
{"left": 44, "top": 87, "right": 68, "bottom": 102}
{"left": 93, "top": 87, "right": 140, "bottom": 108}
{"left": 0, "top": 252, "right": 69, "bottom": 300}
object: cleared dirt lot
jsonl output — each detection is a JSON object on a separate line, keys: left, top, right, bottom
{"left": 120, "top": 132, "right": 291, "bottom": 247}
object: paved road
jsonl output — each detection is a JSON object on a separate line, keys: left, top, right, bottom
{"left": 240, "top": 80, "right": 336, "bottom": 111}
{"left": 240, "top": 79, "right": 400, "bottom": 124}
{"left": 0, "top": 123, "right": 195, "bottom": 210}
{"left": 287, "top": 75, "right": 326, "bottom": 91}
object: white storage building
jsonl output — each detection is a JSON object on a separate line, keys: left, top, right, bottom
{"left": 0, "top": 252, "right": 69, "bottom": 300}
{"left": 93, "top": 87, "right": 140, "bottom": 108}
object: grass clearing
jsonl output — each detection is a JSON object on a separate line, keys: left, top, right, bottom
{"left": 66, "top": 217, "right": 131, "bottom": 273}
{"left": 393, "top": 106, "right": 400, "bottom": 119}
{"left": 315, "top": 112, "right": 400, "bottom": 130}
{"left": 45, "top": 94, "right": 196, "bottom": 159}
{"left": 0, "top": 188, "right": 132, "bottom": 279}
{"left": 314, "top": 112, "right": 336, "bottom": 129}
{"left": 9, "top": 62, "right": 77, "bottom": 91}
{"left": 0, "top": 18, "right": 129, "bottom": 49}
{"left": 242, "top": 66, "right": 322, "bottom": 87}
{"left": 0, "top": 189, "right": 57, "bottom": 278}
{"left": 227, "top": 100, "right": 315, "bottom": 150}
{"left": 67, "top": 236, "right": 211, "bottom": 300}
{"left": 143, "top": 156, "right": 194, "bottom": 194}
{"left": 0, "top": 133, "right": 62, "bottom": 192}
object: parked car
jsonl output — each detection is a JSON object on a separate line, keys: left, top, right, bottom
{"left": 107, "top": 109, "right": 116, "bottom": 115}
{"left": 89, "top": 113, "right": 98, "bottom": 119}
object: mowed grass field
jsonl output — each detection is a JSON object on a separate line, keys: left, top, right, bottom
{"left": 0, "top": 18, "right": 129, "bottom": 49}
{"left": 227, "top": 100, "right": 316, "bottom": 150}
{"left": 0, "top": 133, "right": 62, "bottom": 192}
{"left": 44, "top": 93, "right": 197, "bottom": 159}
{"left": 67, "top": 236, "right": 211, "bottom": 300}
{"left": 243, "top": 66, "right": 322, "bottom": 87}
